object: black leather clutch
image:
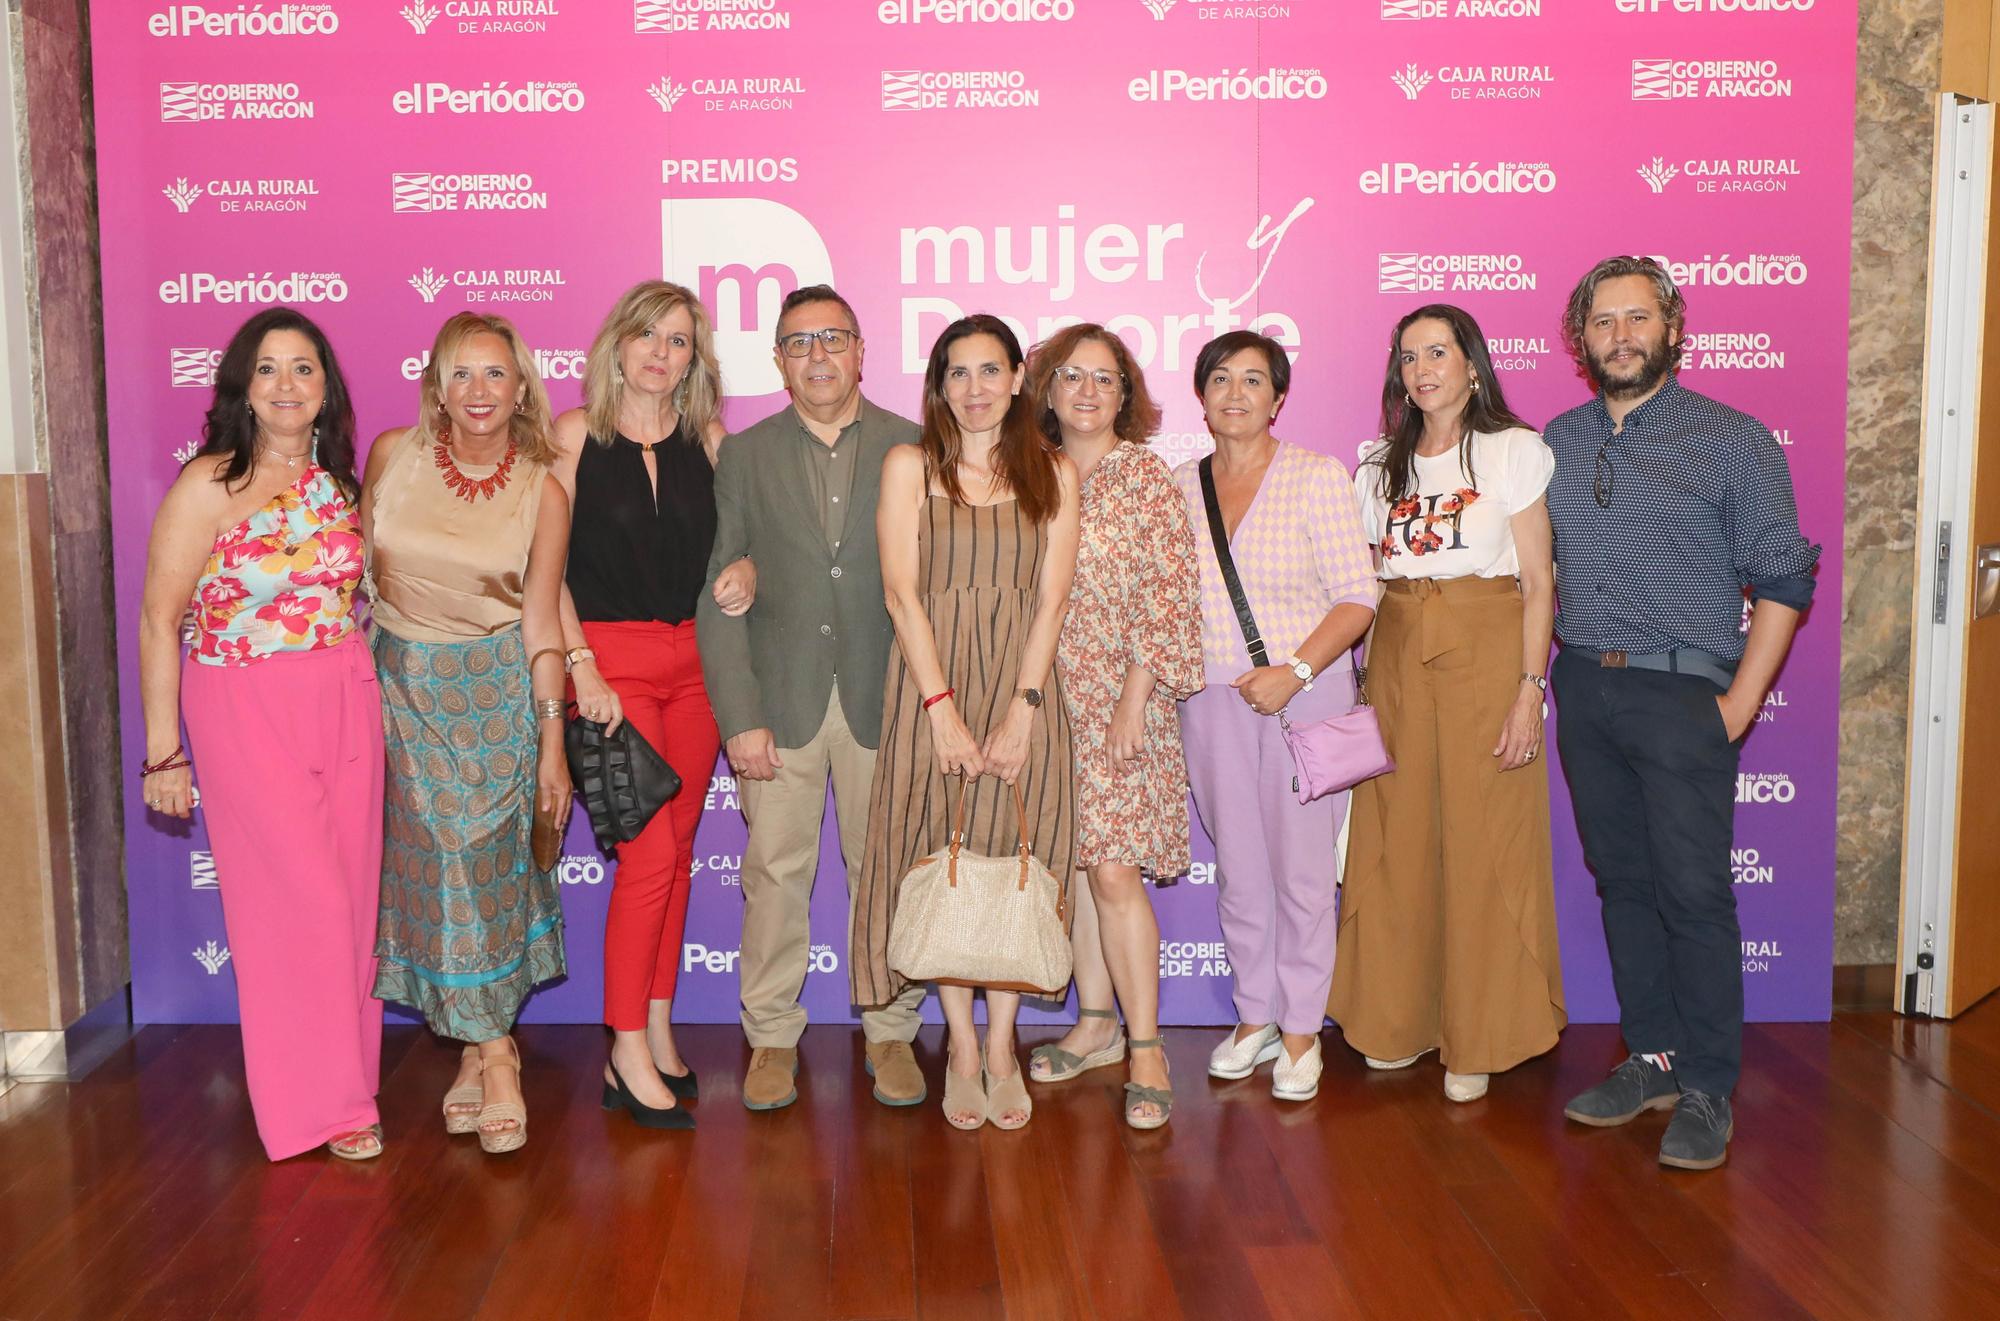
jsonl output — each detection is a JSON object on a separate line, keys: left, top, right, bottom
{"left": 563, "top": 716, "right": 682, "bottom": 850}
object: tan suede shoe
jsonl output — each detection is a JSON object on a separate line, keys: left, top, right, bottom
{"left": 864, "top": 1039, "right": 927, "bottom": 1107}
{"left": 743, "top": 1046, "right": 799, "bottom": 1111}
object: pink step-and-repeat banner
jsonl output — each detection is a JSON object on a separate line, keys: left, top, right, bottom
{"left": 94, "top": 0, "right": 1853, "bottom": 1027}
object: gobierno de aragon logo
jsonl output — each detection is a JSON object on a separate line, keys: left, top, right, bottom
{"left": 877, "top": 0, "right": 1072, "bottom": 22}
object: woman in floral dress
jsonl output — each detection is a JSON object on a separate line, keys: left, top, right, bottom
{"left": 1023, "top": 324, "right": 1203, "bottom": 1130}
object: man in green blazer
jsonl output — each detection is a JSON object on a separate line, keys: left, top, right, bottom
{"left": 697, "top": 286, "right": 927, "bottom": 1112}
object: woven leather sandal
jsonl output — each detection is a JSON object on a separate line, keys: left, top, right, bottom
{"left": 1028, "top": 1007, "right": 1125, "bottom": 1083}
{"left": 477, "top": 1038, "right": 528, "bottom": 1154}
{"left": 1123, "top": 1038, "right": 1173, "bottom": 1131}
{"left": 442, "top": 1045, "right": 483, "bottom": 1135}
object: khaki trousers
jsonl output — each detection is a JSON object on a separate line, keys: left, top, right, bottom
{"left": 738, "top": 688, "right": 924, "bottom": 1046}
{"left": 1330, "top": 575, "right": 1566, "bottom": 1075}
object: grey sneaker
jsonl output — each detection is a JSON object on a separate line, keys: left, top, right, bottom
{"left": 1563, "top": 1054, "right": 1680, "bottom": 1127}
{"left": 1658, "top": 1091, "right": 1733, "bottom": 1170}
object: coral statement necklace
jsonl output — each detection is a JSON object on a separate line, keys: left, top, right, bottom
{"left": 433, "top": 431, "right": 519, "bottom": 503}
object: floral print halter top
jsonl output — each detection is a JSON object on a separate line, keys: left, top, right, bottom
{"left": 190, "top": 466, "right": 365, "bottom": 666}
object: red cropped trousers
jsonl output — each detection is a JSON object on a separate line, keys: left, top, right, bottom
{"left": 578, "top": 620, "right": 721, "bottom": 1031}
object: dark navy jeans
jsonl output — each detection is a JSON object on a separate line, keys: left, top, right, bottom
{"left": 1553, "top": 650, "right": 1744, "bottom": 1098}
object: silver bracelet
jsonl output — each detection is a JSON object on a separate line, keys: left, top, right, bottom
{"left": 533, "top": 697, "right": 564, "bottom": 721}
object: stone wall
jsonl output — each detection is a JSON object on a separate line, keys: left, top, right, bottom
{"left": 1839, "top": 0, "right": 1944, "bottom": 962}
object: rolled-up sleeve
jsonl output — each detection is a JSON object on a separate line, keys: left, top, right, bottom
{"left": 1723, "top": 422, "right": 1820, "bottom": 611}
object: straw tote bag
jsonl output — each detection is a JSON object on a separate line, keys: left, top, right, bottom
{"left": 888, "top": 778, "right": 1072, "bottom": 994}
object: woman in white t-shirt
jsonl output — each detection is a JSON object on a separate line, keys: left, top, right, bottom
{"left": 1329, "top": 304, "right": 1567, "bottom": 1103}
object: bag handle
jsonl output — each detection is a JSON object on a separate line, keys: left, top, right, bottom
{"left": 1199, "top": 455, "right": 1269, "bottom": 669}
{"left": 945, "top": 776, "right": 1035, "bottom": 892}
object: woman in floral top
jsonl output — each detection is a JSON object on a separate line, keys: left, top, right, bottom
{"left": 1023, "top": 324, "right": 1202, "bottom": 1130}
{"left": 138, "top": 307, "right": 386, "bottom": 1163}
{"left": 1334, "top": 304, "right": 1565, "bottom": 1105}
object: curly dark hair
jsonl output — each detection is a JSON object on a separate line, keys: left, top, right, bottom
{"left": 195, "top": 307, "right": 358, "bottom": 497}
{"left": 1558, "top": 255, "right": 1687, "bottom": 385}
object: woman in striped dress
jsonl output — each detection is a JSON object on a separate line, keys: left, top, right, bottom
{"left": 851, "top": 314, "right": 1080, "bottom": 1132}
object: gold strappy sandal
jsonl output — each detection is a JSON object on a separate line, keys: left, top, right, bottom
{"left": 442, "top": 1044, "right": 483, "bottom": 1135}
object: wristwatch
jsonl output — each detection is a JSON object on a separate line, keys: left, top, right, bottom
{"left": 1521, "top": 672, "right": 1548, "bottom": 691}
{"left": 1018, "top": 687, "right": 1043, "bottom": 708}
{"left": 564, "top": 646, "right": 596, "bottom": 670}
{"left": 1287, "top": 656, "right": 1316, "bottom": 692}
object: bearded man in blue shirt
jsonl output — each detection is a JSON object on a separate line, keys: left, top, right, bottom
{"left": 1544, "top": 255, "right": 1819, "bottom": 1171}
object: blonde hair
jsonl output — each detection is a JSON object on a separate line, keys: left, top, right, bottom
{"left": 415, "top": 312, "right": 557, "bottom": 464}
{"left": 582, "top": 281, "right": 722, "bottom": 446}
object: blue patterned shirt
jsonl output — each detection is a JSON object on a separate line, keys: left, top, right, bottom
{"left": 1545, "top": 377, "right": 1819, "bottom": 661}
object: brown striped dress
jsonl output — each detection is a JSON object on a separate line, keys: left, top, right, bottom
{"left": 850, "top": 495, "right": 1076, "bottom": 1006}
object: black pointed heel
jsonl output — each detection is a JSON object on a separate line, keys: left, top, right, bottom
{"left": 658, "top": 1065, "right": 698, "bottom": 1102}
{"left": 603, "top": 1060, "right": 695, "bottom": 1131}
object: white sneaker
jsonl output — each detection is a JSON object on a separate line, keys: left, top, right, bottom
{"left": 1208, "top": 1024, "right": 1282, "bottom": 1080}
{"left": 1272, "top": 1040, "right": 1324, "bottom": 1102}
{"left": 1444, "top": 1071, "right": 1489, "bottom": 1103}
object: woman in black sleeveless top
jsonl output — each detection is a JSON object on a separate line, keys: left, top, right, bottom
{"left": 552, "top": 281, "right": 752, "bottom": 1129}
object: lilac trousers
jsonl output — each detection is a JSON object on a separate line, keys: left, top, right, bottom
{"left": 1179, "top": 670, "right": 1354, "bottom": 1035}
{"left": 181, "top": 640, "right": 385, "bottom": 1160}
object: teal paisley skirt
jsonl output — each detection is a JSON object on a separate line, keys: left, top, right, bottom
{"left": 371, "top": 624, "right": 565, "bottom": 1041}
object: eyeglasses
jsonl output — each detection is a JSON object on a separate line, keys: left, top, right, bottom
{"left": 1053, "top": 366, "right": 1125, "bottom": 392}
{"left": 777, "top": 328, "right": 856, "bottom": 358}
{"left": 1593, "top": 437, "right": 1615, "bottom": 508}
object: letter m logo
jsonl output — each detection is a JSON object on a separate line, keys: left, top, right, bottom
{"left": 662, "top": 198, "right": 835, "bottom": 397}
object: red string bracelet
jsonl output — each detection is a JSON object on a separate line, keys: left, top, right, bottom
{"left": 922, "top": 688, "right": 954, "bottom": 710}
{"left": 141, "top": 746, "right": 192, "bottom": 778}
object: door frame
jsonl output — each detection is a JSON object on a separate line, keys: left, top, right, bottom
{"left": 1899, "top": 93, "right": 1993, "bottom": 1017}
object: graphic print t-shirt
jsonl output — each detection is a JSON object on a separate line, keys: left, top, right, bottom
{"left": 1353, "top": 426, "right": 1553, "bottom": 581}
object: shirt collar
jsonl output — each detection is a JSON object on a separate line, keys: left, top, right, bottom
{"left": 791, "top": 396, "right": 866, "bottom": 446}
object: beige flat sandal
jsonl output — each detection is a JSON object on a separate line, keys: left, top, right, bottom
{"left": 477, "top": 1038, "right": 527, "bottom": 1155}
{"left": 985, "top": 1057, "right": 1032, "bottom": 1131}
{"left": 943, "top": 1048, "right": 986, "bottom": 1131}
{"left": 442, "top": 1044, "right": 484, "bottom": 1135}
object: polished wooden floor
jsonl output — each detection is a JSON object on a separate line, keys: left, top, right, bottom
{"left": 6, "top": 999, "right": 2000, "bottom": 1321}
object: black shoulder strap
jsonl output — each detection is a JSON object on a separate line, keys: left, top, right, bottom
{"left": 1198, "top": 455, "right": 1268, "bottom": 669}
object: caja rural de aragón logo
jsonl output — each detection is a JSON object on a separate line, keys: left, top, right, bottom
{"left": 400, "top": 2, "right": 563, "bottom": 35}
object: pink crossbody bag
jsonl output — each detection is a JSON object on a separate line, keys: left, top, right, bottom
{"left": 1199, "top": 456, "right": 1394, "bottom": 803}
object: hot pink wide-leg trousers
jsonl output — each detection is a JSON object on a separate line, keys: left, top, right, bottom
{"left": 180, "top": 641, "right": 385, "bottom": 1161}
